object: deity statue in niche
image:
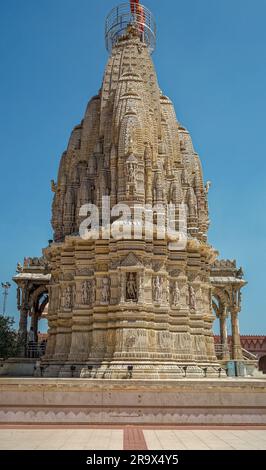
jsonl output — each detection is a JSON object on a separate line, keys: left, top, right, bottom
{"left": 189, "top": 285, "right": 196, "bottom": 310}
{"left": 126, "top": 273, "right": 138, "bottom": 302}
{"left": 153, "top": 276, "right": 163, "bottom": 303}
{"left": 64, "top": 286, "right": 72, "bottom": 309}
{"left": 101, "top": 277, "right": 110, "bottom": 303}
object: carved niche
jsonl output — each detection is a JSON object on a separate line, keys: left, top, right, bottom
{"left": 62, "top": 285, "right": 72, "bottom": 310}
{"left": 171, "top": 280, "right": 180, "bottom": 308}
{"left": 126, "top": 273, "right": 138, "bottom": 302}
{"left": 153, "top": 276, "right": 163, "bottom": 304}
{"left": 81, "top": 279, "right": 95, "bottom": 306}
{"left": 101, "top": 277, "right": 110, "bottom": 304}
{"left": 188, "top": 285, "right": 196, "bottom": 311}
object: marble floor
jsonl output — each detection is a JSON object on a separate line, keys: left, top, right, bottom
{"left": 0, "top": 427, "right": 266, "bottom": 450}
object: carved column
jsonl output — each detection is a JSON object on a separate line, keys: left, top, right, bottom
{"left": 231, "top": 308, "right": 243, "bottom": 360}
{"left": 219, "top": 306, "right": 230, "bottom": 361}
{"left": 30, "top": 312, "right": 39, "bottom": 342}
{"left": 17, "top": 283, "right": 29, "bottom": 356}
{"left": 18, "top": 308, "right": 28, "bottom": 356}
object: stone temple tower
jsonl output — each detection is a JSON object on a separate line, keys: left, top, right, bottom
{"left": 42, "top": 2, "right": 223, "bottom": 378}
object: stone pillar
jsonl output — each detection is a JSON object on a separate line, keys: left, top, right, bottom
{"left": 231, "top": 309, "right": 243, "bottom": 360}
{"left": 17, "top": 281, "right": 30, "bottom": 357}
{"left": 219, "top": 306, "right": 230, "bottom": 361}
{"left": 18, "top": 308, "right": 28, "bottom": 357}
{"left": 30, "top": 312, "right": 39, "bottom": 342}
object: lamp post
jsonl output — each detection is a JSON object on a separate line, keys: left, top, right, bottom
{"left": 1, "top": 282, "right": 11, "bottom": 316}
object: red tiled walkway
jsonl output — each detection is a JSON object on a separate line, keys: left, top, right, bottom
{"left": 123, "top": 427, "right": 148, "bottom": 450}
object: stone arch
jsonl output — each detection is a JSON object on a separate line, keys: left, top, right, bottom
{"left": 212, "top": 287, "right": 230, "bottom": 310}
{"left": 29, "top": 285, "right": 49, "bottom": 341}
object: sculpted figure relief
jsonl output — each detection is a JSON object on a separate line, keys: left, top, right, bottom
{"left": 127, "top": 162, "right": 136, "bottom": 184}
{"left": 125, "top": 156, "right": 138, "bottom": 195}
{"left": 81, "top": 281, "right": 87, "bottom": 304}
{"left": 153, "top": 276, "right": 163, "bottom": 303}
{"left": 126, "top": 273, "right": 138, "bottom": 302}
{"left": 205, "top": 180, "right": 212, "bottom": 194}
{"left": 125, "top": 334, "right": 136, "bottom": 349}
{"left": 64, "top": 286, "right": 72, "bottom": 309}
{"left": 138, "top": 274, "right": 144, "bottom": 302}
{"left": 163, "top": 278, "right": 169, "bottom": 303}
{"left": 188, "top": 187, "right": 198, "bottom": 218}
{"left": 101, "top": 277, "right": 110, "bottom": 304}
{"left": 16, "top": 262, "right": 23, "bottom": 273}
{"left": 144, "top": 142, "right": 153, "bottom": 165}
{"left": 189, "top": 285, "right": 196, "bottom": 310}
{"left": 181, "top": 169, "right": 189, "bottom": 185}
{"left": 81, "top": 280, "right": 94, "bottom": 305}
{"left": 171, "top": 281, "right": 180, "bottom": 307}
{"left": 196, "top": 288, "right": 202, "bottom": 308}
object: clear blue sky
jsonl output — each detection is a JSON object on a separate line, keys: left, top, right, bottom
{"left": 0, "top": 0, "right": 265, "bottom": 334}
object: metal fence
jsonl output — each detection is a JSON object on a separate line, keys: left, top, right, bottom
{"left": 20, "top": 342, "right": 47, "bottom": 359}
{"left": 105, "top": 2, "right": 156, "bottom": 54}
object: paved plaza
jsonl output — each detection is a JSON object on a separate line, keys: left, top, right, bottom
{"left": 0, "top": 427, "right": 266, "bottom": 450}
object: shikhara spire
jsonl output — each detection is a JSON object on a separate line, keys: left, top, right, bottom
{"left": 51, "top": 2, "right": 209, "bottom": 244}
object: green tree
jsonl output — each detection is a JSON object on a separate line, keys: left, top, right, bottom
{"left": 0, "top": 315, "right": 19, "bottom": 359}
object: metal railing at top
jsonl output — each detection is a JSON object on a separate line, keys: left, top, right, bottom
{"left": 105, "top": 3, "right": 156, "bottom": 54}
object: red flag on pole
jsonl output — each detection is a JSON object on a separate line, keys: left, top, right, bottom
{"left": 136, "top": 3, "right": 145, "bottom": 33}
{"left": 130, "top": 0, "right": 139, "bottom": 14}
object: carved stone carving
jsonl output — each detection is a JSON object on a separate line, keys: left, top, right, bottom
{"left": 126, "top": 273, "right": 138, "bottom": 302}
{"left": 189, "top": 285, "right": 196, "bottom": 311}
{"left": 101, "top": 277, "right": 110, "bottom": 304}
{"left": 110, "top": 259, "right": 120, "bottom": 270}
{"left": 16, "top": 262, "right": 23, "bottom": 273}
{"left": 81, "top": 280, "right": 95, "bottom": 305}
{"left": 163, "top": 278, "right": 169, "bottom": 304}
{"left": 126, "top": 154, "right": 138, "bottom": 195}
{"left": 169, "top": 269, "right": 181, "bottom": 278}
{"left": 153, "top": 276, "right": 163, "bottom": 304}
{"left": 62, "top": 286, "right": 72, "bottom": 309}
{"left": 119, "top": 272, "right": 125, "bottom": 303}
{"left": 138, "top": 273, "right": 144, "bottom": 302}
{"left": 77, "top": 268, "right": 94, "bottom": 276}
{"left": 171, "top": 281, "right": 180, "bottom": 307}
{"left": 125, "top": 334, "right": 136, "bottom": 349}
{"left": 152, "top": 262, "right": 164, "bottom": 272}
{"left": 121, "top": 253, "right": 142, "bottom": 267}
